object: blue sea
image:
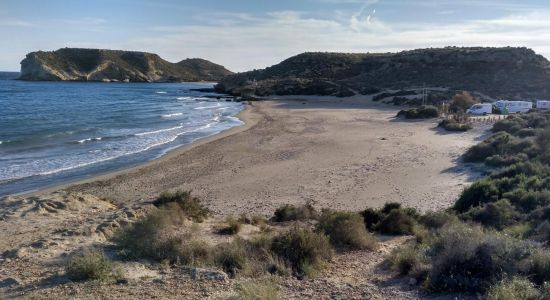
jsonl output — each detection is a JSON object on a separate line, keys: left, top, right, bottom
{"left": 0, "top": 75, "right": 244, "bottom": 196}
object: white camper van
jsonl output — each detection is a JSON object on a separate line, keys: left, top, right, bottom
{"left": 494, "top": 100, "right": 533, "bottom": 114}
{"left": 467, "top": 103, "right": 493, "bottom": 115}
{"left": 536, "top": 100, "right": 550, "bottom": 110}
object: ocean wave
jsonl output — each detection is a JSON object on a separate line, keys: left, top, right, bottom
{"left": 156, "top": 91, "right": 167, "bottom": 94}
{"left": 162, "top": 112, "right": 183, "bottom": 118}
{"left": 194, "top": 104, "right": 222, "bottom": 110}
{"left": 134, "top": 124, "right": 185, "bottom": 136}
{"left": 77, "top": 137, "right": 102, "bottom": 144}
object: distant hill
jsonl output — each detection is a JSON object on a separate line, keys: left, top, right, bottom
{"left": 216, "top": 47, "right": 550, "bottom": 99}
{"left": 0, "top": 72, "right": 20, "bottom": 80}
{"left": 19, "top": 48, "right": 233, "bottom": 82}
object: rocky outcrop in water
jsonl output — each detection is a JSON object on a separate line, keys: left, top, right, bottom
{"left": 216, "top": 47, "right": 550, "bottom": 99}
{"left": 19, "top": 48, "right": 233, "bottom": 82}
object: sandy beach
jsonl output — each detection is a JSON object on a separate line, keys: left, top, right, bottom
{"left": 0, "top": 96, "right": 490, "bottom": 299}
{"left": 64, "top": 96, "right": 486, "bottom": 215}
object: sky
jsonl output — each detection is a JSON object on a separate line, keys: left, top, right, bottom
{"left": 1, "top": 0, "right": 550, "bottom": 72}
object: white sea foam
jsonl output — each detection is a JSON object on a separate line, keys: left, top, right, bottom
{"left": 156, "top": 91, "right": 167, "bottom": 94}
{"left": 162, "top": 113, "right": 183, "bottom": 118}
{"left": 134, "top": 125, "right": 185, "bottom": 136}
{"left": 194, "top": 104, "right": 222, "bottom": 110}
{"left": 77, "top": 137, "right": 102, "bottom": 144}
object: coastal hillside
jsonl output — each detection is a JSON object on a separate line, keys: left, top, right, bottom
{"left": 19, "top": 48, "right": 233, "bottom": 82}
{"left": 216, "top": 47, "right": 550, "bottom": 99}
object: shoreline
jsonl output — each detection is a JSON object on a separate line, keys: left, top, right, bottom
{"left": 60, "top": 97, "right": 486, "bottom": 214}
{"left": 21, "top": 103, "right": 258, "bottom": 198}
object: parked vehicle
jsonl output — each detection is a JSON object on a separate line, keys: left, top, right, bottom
{"left": 536, "top": 100, "right": 550, "bottom": 110}
{"left": 466, "top": 103, "right": 493, "bottom": 115}
{"left": 494, "top": 100, "right": 533, "bottom": 114}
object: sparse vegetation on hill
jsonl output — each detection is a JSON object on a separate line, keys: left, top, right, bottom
{"left": 216, "top": 47, "right": 550, "bottom": 99}
{"left": 19, "top": 48, "right": 232, "bottom": 82}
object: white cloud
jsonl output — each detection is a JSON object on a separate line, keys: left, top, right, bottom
{"left": 5, "top": 6, "right": 548, "bottom": 72}
{"left": 104, "top": 8, "right": 550, "bottom": 72}
{"left": 0, "top": 19, "right": 33, "bottom": 28}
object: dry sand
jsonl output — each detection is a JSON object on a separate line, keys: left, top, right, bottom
{"left": 66, "top": 96, "right": 486, "bottom": 215}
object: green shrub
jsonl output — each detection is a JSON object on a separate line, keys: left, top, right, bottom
{"left": 316, "top": 211, "right": 378, "bottom": 250}
{"left": 493, "top": 117, "right": 527, "bottom": 134}
{"left": 419, "top": 211, "right": 458, "bottom": 230}
{"left": 486, "top": 277, "right": 541, "bottom": 300}
{"left": 397, "top": 106, "right": 440, "bottom": 119}
{"left": 427, "top": 223, "right": 532, "bottom": 293}
{"left": 454, "top": 180, "right": 500, "bottom": 212}
{"left": 66, "top": 248, "right": 114, "bottom": 282}
{"left": 485, "top": 154, "right": 528, "bottom": 167}
{"left": 463, "top": 132, "right": 514, "bottom": 162}
{"left": 360, "top": 207, "right": 383, "bottom": 230}
{"left": 113, "top": 206, "right": 187, "bottom": 261}
{"left": 516, "top": 128, "right": 537, "bottom": 138}
{"left": 271, "top": 226, "right": 333, "bottom": 275}
{"left": 272, "top": 203, "right": 317, "bottom": 222}
{"left": 215, "top": 239, "right": 248, "bottom": 277}
{"left": 438, "top": 119, "right": 472, "bottom": 132}
{"left": 529, "top": 249, "right": 550, "bottom": 285}
{"left": 381, "top": 202, "right": 403, "bottom": 214}
{"left": 229, "top": 280, "right": 279, "bottom": 300}
{"left": 386, "top": 243, "right": 428, "bottom": 279}
{"left": 466, "top": 199, "right": 520, "bottom": 230}
{"left": 153, "top": 190, "right": 209, "bottom": 222}
{"left": 376, "top": 209, "right": 416, "bottom": 235}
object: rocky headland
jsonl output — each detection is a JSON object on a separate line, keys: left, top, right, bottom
{"left": 19, "top": 48, "right": 233, "bottom": 83}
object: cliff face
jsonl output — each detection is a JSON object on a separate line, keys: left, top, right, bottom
{"left": 216, "top": 47, "right": 550, "bottom": 99}
{"left": 19, "top": 48, "right": 233, "bottom": 82}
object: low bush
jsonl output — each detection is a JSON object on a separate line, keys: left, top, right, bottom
{"left": 463, "top": 132, "right": 514, "bottom": 162}
{"left": 386, "top": 243, "right": 429, "bottom": 279}
{"left": 65, "top": 248, "right": 114, "bottom": 282}
{"left": 529, "top": 249, "right": 550, "bottom": 285}
{"left": 271, "top": 226, "right": 333, "bottom": 276}
{"left": 153, "top": 190, "right": 209, "bottom": 222}
{"left": 438, "top": 119, "right": 472, "bottom": 132}
{"left": 215, "top": 239, "right": 248, "bottom": 277}
{"left": 492, "top": 117, "right": 527, "bottom": 134}
{"left": 239, "top": 214, "right": 267, "bottom": 226}
{"left": 113, "top": 206, "right": 188, "bottom": 262}
{"left": 486, "top": 277, "right": 541, "bottom": 300}
{"left": 427, "top": 223, "right": 532, "bottom": 293}
{"left": 397, "top": 106, "right": 440, "bottom": 119}
{"left": 316, "top": 210, "right": 378, "bottom": 250}
{"left": 465, "top": 199, "right": 520, "bottom": 230}
{"left": 272, "top": 203, "right": 318, "bottom": 222}
{"left": 419, "top": 211, "right": 458, "bottom": 230}
{"left": 381, "top": 202, "right": 403, "bottom": 214}
{"left": 485, "top": 154, "right": 528, "bottom": 167}
{"left": 454, "top": 179, "right": 500, "bottom": 212}
{"left": 376, "top": 209, "right": 416, "bottom": 235}
{"left": 229, "top": 280, "right": 279, "bottom": 300}
{"left": 360, "top": 208, "right": 383, "bottom": 230}
{"left": 218, "top": 216, "right": 243, "bottom": 235}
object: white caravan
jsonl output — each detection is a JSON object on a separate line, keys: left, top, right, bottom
{"left": 494, "top": 100, "right": 533, "bottom": 114}
{"left": 467, "top": 103, "right": 493, "bottom": 115}
{"left": 536, "top": 100, "right": 550, "bottom": 110}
